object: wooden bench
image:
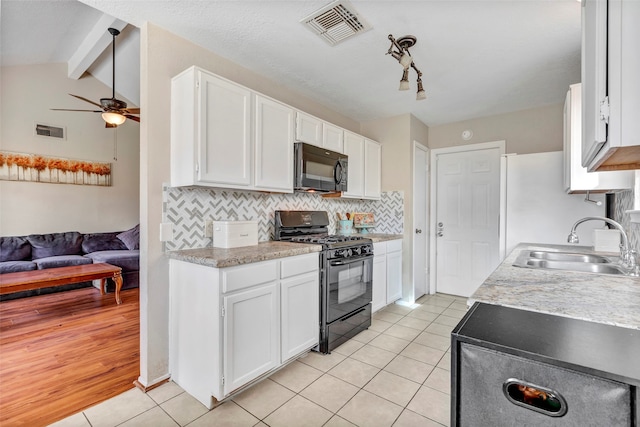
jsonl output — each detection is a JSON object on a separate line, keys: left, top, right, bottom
{"left": 0, "top": 263, "right": 124, "bottom": 304}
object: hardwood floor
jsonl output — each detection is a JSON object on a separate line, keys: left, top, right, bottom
{"left": 0, "top": 286, "right": 139, "bottom": 426}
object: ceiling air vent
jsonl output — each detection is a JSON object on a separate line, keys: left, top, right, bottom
{"left": 301, "top": 0, "right": 371, "bottom": 46}
{"left": 34, "top": 123, "right": 66, "bottom": 140}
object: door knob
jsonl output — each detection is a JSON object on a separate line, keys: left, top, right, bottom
{"left": 415, "top": 229, "right": 422, "bottom": 234}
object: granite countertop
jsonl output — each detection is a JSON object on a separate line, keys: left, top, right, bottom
{"left": 168, "top": 234, "right": 401, "bottom": 268}
{"left": 469, "top": 243, "right": 640, "bottom": 330}
{"left": 168, "top": 241, "right": 322, "bottom": 268}
{"left": 355, "top": 233, "right": 403, "bottom": 243}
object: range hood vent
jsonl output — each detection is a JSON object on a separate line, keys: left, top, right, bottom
{"left": 301, "top": 0, "right": 371, "bottom": 46}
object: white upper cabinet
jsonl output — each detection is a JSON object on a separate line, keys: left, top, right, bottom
{"left": 364, "top": 139, "right": 382, "bottom": 199}
{"left": 343, "top": 131, "right": 381, "bottom": 200}
{"left": 254, "top": 95, "right": 294, "bottom": 192}
{"left": 581, "top": 0, "right": 640, "bottom": 171}
{"left": 296, "top": 112, "right": 345, "bottom": 153}
{"left": 171, "top": 66, "right": 293, "bottom": 192}
{"left": 295, "top": 112, "right": 323, "bottom": 147}
{"left": 322, "top": 123, "right": 344, "bottom": 153}
{"left": 343, "top": 131, "right": 364, "bottom": 198}
{"left": 564, "top": 83, "right": 632, "bottom": 193}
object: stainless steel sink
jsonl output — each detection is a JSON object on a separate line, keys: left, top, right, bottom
{"left": 513, "top": 250, "right": 626, "bottom": 275}
{"left": 527, "top": 251, "right": 611, "bottom": 264}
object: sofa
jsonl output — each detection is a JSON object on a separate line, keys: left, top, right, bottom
{"left": 0, "top": 225, "right": 139, "bottom": 297}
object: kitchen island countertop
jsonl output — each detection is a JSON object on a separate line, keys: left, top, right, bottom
{"left": 470, "top": 243, "right": 640, "bottom": 330}
{"left": 168, "top": 241, "right": 322, "bottom": 268}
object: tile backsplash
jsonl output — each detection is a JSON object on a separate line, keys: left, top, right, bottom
{"left": 613, "top": 189, "right": 639, "bottom": 251}
{"left": 163, "top": 186, "right": 404, "bottom": 251}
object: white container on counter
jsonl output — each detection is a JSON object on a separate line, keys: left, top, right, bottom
{"left": 213, "top": 220, "right": 258, "bottom": 248}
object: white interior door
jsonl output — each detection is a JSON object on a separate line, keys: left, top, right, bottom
{"left": 413, "top": 142, "right": 428, "bottom": 300}
{"left": 435, "top": 145, "right": 502, "bottom": 297}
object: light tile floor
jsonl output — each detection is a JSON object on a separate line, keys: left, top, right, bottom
{"left": 50, "top": 293, "right": 467, "bottom": 427}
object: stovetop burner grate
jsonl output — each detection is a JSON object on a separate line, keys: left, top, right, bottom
{"left": 290, "top": 234, "right": 365, "bottom": 244}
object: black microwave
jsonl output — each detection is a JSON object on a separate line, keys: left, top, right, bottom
{"left": 294, "top": 142, "right": 348, "bottom": 193}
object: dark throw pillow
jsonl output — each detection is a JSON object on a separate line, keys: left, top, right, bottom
{"left": 117, "top": 224, "right": 140, "bottom": 250}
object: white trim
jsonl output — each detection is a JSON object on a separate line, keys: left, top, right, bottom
{"left": 412, "top": 141, "right": 429, "bottom": 303}
{"left": 428, "top": 140, "right": 506, "bottom": 295}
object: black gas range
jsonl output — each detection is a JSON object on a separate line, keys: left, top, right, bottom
{"left": 275, "top": 210, "right": 373, "bottom": 354}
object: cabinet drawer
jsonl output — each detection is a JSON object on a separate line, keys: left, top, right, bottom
{"left": 373, "top": 242, "right": 386, "bottom": 256}
{"left": 386, "top": 239, "right": 402, "bottom": 253}
{"left": 458, "top": 343, "right": 632, "bottom": 426}
{"left": 222, "top": 261, "right": 277, "bottom": 293}
{"left": 281, "top": 253, "right": 319, "bottom": 279}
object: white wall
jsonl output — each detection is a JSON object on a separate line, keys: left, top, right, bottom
{"left": 138, "top": 23, "right": 363, "bottom": 387}
{"left": 428, "top": 103, "right": 563, "bottom": 154}
{"left": 0, "top": 63, "right": 139, "bottom": 235}
{"left": 361, "top": 114, "right": 427, "bottom": 301}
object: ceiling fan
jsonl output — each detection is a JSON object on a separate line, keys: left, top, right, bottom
{"left": 52, "top": 27, "right": 140, "bottom": 128}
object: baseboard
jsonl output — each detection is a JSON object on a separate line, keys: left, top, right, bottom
{"left": 133, "top": 373, "right": 171, "bottom": 393}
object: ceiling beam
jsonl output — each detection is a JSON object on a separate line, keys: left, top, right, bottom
{"left": 67, "top": 14, "right": 127, "bottom": 79}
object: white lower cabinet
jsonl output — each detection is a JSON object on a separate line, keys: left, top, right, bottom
{"left": 371, "top": 239, "right": 403, "bottom": 312}
{"left": 223, "top": 282, "right": 279, "bottom": 395}
{"left": 169, "top": 252, "right": 319, "bottom": 408}
{"left": 386, "top": 240, "right": 403, "bottom": 304}
{"left": 281, "top": 272, "right": 319, "bottom": 361}
{"left": 372, "top": 243, "right": 387, "bottom": 312}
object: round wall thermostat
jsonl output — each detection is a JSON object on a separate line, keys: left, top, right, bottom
{"left": 462, "top": 130, "right": 473, "bottom": 140}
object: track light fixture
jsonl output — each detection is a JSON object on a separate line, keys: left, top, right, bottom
{"left": 386, "top": 34, "right": 426, "bottom": 101}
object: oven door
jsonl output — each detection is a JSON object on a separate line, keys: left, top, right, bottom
{"left": 325, "top": 254, "right": 373, "bottom": 324}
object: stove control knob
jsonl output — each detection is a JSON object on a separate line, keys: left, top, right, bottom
{"left": 342, "top": 249, "right": 353, "bottom": 258}
{"left": 352, "top": 247, "right": 361, "bottom": 255}
{"left": 362, "top": 246, "right": 371, "bottom": 254}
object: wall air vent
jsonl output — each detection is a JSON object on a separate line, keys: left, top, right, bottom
{"left": 301, "top": 0, "right": 371, "bottom": 46}
{"left": 34, "top": 123, "right": 66, "bottom": 140}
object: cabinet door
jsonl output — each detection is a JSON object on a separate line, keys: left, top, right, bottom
{"left": 564, "top": 83, "right": 632, "bottom": 192}
{"left": 198, "top": 72, "right": 252, "bottom": 186}
{"left": 364, "top": 139, "right": 381, "bottom": 199}
{"left": 386, "top": 250, "right": 403, "bottom": 304}
{"left": 372, "top": 254, "right": 387, "bottom": 313}
{"left": 295, "top": 112, "right": 322, "bottom": 147}
{"left": 254, "top": 95, "right": 294, "bottom": 192}
{"left": 323, "top": 123, "right": 344, "bottom": 153}
{"left": 343, "top": 131, "right": 364, "bottom": 197}
{"left": 223, "top": 282, "right": 279, "bottom": 395}
{"left": 281, "top": 272, "right": 319, "bottom": 362}
{"left": 581, "top": 0, "right": 608, "bottom": 167}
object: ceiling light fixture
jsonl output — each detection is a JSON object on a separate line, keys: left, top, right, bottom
{"left": 386, "top": 34, "right": 426, "bottom": 101}
{"left": 102, "top": 112, "right": 127, "bottom": 126}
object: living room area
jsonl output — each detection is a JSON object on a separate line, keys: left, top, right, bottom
{"left": 0, "top": 9, "right": 142, "bottom": 425}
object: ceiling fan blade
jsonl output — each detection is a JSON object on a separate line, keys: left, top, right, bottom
{"left": 51, "top": 108, "right": 102, "bottom": 112}
{"left": 124, "top": 114, "right": 141, "bottom": 122}
{"left": 105, "top": 122, "right": 118, "bottom": 128}
{"left": 69, "top": 94, "right": 103, "bottom": 109}
{"left": 123, "top": 108, "right": 140, "bottom": 114}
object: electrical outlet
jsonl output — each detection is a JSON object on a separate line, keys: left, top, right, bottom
{"left": 205, "top": 219, "right": 214, "bottom": 238}
{"left": 160, "top": 222, "right": 173, "bottom": 242}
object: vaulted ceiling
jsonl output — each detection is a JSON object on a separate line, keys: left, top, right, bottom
{"left": 1, "top": 0, "right": 582, "bottom": 127}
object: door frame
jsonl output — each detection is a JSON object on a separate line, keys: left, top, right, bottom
{"left": 412, "top": 141, "right": 429, "bottom": 302}
{"left": 428, "top": 140, "right": 506, "bottom": 295}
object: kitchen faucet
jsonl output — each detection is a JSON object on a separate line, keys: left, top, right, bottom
{"left": 567, "top": 216, "right": 638, "bottom": 274}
